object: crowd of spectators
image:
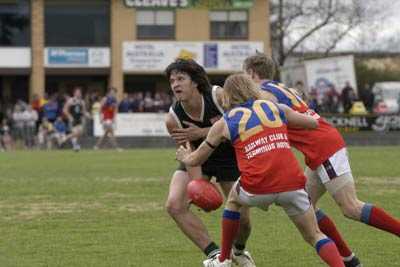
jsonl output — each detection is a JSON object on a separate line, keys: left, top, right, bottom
{"left": 0, "top": 90, "right": 173, "bottom": 151}
{"left": 294, "top": 81, "right": 374, "bottom": 114}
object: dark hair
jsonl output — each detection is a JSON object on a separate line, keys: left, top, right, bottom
{"left": 165, "top": 59, "right": 211, "bottom": 93}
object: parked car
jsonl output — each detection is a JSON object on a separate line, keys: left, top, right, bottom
{"left": 372, "top": 82, "right": 400, "bottom": 114}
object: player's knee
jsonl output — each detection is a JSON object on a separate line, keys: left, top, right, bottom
{"left": 165, "top": 197, "right": 187, "bottom": 217}
{"left": 301, "top": 232, "right": 317, "bottom": 246}
{"left": 341, "top": 201, "right": 362, "bottom": 220}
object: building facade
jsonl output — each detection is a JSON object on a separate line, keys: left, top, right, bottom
{"left": 0, "top": 0, "right": 270, "bottom": 104}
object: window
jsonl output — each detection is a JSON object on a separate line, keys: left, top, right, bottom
{"left": 45, "top": 0, "right": 109, "bottom": 46}
{"left": 0, "top": 0, "right": 30, "bottom": 46}
{"left": 136, "top": 10, "right": 174, "bottom": 39}
{"left": 210, "top": 10, "right": 248, "bottom": 39}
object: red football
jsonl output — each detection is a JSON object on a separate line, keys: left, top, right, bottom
{"left": 187, "top": 179, "right": 224, "bottom": 212}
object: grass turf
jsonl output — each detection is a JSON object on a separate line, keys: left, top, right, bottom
{"left": 0, "top": 147, "right": 399, "bottom": 266}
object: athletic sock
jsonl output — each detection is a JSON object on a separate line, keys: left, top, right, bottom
{"left": 316, "top": 209, "right": 353, "bottom": 258}
{"left": 71, "top": 137, "right": 78, "bottom": 147}
{"left": 204, "top": 242, "right": 220, "bottom": 258}
{"left": 233, "top": 243, "right": 246, "bottom": 255}
{"left": 219, "top": 209, "right": 240, "bottom": 262}
{"left": 316, "top": 238, "right": 345, "bottom": 267}
{"left": 361, "top": 203, "right": 400, "bottom": 236}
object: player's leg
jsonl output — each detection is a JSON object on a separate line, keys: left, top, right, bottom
{"left": 94, "top": 124, "right": 108, "bottom": 149}
{"left": 205, "top": 184, "right": 244, "bottom": 267}
{"left": 217, "top": 163, "right": 255, "bottom": 267}
{"left": 219, "top": 181, "right": 254, "bottom": 267}
{"left": 332, "top": 179, "right": 400, "bottom": 237}
{"left": 107, "top": 126, "right": 120, "bottom": 150}
{"left": 305, "top": 167, "right": 359, "bottom": 266}
{"left": 281, "top": 190, "right": 344, "bottom": 267}
{"left": 165, "top": 168, "right": 219, "bottom": 257}
{"left": 321, "top": 148, "right": 400, "bottom": 237}
{"left": 219, "top": 181, "right": 251, "bottom": 245}
{"left": 71, "top": 125, "right": 83, "bottom": 151}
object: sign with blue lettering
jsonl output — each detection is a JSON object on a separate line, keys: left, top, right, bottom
{"left": 48, "top": 48, "right": 89, "bottom": 65}
{"left": 204, "top": 43, "right": 218, "bottom": 68}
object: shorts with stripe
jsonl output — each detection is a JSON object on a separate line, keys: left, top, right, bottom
{"left": 305, "top": 147, "right": 354, "bottom": 196}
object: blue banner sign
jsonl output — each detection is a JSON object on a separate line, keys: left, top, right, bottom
{"left": 48, "top": 48, "right": 89, "bottom": 65}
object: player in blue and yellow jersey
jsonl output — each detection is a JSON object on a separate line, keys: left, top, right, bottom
{"left": 177, "top": 73, "right": 345, "bottom": 267}
{"left": 243, "top": 53, "right": 400, "bottom": 267}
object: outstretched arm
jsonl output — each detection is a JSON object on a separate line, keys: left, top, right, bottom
{"left": 176, "top": 118, "right": 229, "bottom": 167}
{"left": 278, "top": 104, "right": 318, "bottom": 129}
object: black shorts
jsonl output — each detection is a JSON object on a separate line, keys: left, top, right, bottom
{"left": 177, "top": 161, "right": 240, "bottom": 183}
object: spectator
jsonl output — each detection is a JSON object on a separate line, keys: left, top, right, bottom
{"left": 153, "top": 92, "right": 165, "bottom": 112}
{"left": 0, "top": 119, "right": 13, "bottom": 151}
{"left": 37, "top": 117, "right": 55, "bottom": 150}
{"left": 22, "top": 105, "right": 38, "bottom": 148}
{"left": 360, "top": 83, "right": 374, "bottom": 113}
{"left": 294, "top": 80, "right": 308, "bottom": 100}
{"left": 324, "top": 85, "right": 340, "bottom": 113}
{"left": 12, "top": 103, "right": 25, "bottom": 149}
{"left": 53, "top": 116, "right": 67, "bottom": 147}
{"left": 131, "top": 92, "right": 144, "bottom": 112}
{"left": 143, "top": 92, "right": 154, "bottom": 112}
{"left": 161, "top": 91, "right": 172, "bottom": 112}
{"left": 341, "top": 81, "right": 356, "bottom": 113}
{"left": 118, "top": 93, "right": 132, "bottom": 113}
{"left": 42, "top": 94, "right": 59, "bottom": 123}
{"left": 91, "top": 95, "right": 102, "bottom": 115}
{"left": 308, "top": 90, "right": 319, "bottom": 113}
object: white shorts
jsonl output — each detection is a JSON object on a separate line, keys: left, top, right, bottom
{"left": 72, "top": 124, "right": 83, "bottom": 134}
{"left": 237, "top": 183, "right": 311, "bottom": 217}
{"left": 305, "top": 147, "right": 354, "bottom": 196}
{"left": 102, "top": 119, "right": 115, "bottom": 131}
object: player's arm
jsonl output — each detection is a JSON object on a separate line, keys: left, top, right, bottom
{"left": 166, "top": 113, "right": 202, "bottom": 175}
{"left": 176, "top": 118, "right": 228, "bottom": 167}
{"left": 63, "top": 99, "right": 73, "bottom": 122}
{"left": 278, "top": 103, "right": 318, "bottom": 129}
{"left": 82, "top": 100, "right": 91, "bottom": 118}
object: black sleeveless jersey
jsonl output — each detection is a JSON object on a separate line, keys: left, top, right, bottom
{"left": 69, "top": 98, "right": 84, "bottom": 126}
{"left": 170, "top": 87, "right": 237, "bottom": 167}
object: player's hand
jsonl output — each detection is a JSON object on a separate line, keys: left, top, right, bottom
{"left": 176, "top": 141, "right": 192, "bottom": 162}
{"left": 171, "top": 121, "right": 207, "bottom": 144}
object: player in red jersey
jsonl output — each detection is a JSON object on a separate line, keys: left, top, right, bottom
{"left": 177, "top": 74, "right": 345, "bottom": 267}
{"left": 94, "top": 88, "right": 121, "bottom": 150}
{"left": 243, "top": 53, "right": 400, "bottom": 266}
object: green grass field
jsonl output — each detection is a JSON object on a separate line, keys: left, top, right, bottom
{"left": 0, "top": 147, "right": 399, "bottom": 267}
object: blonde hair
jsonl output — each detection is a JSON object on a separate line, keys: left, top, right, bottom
{"left": 223, "top": 73, "right": 261, "bottom": 110}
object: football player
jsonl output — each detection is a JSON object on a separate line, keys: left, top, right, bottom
{"left": 243, "top": 53, "right": 400, "bottom": 266}
{"left": 177, "top": 73, "right": 345, "bottom": 267}
{"left": 165, "top": 59, "right": 255, "bottom": 267}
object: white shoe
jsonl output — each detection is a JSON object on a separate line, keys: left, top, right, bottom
{"left": 232, "top": 251, "right": 256, "bottom": 267}
{"left": 203, "top": 255, "right": 232, "bottom": 267}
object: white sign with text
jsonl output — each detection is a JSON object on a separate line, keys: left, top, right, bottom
{"left": 94, "top": 113, "right": 169, "bottom": 137}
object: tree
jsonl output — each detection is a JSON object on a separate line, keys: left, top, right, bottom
{"left": 270, "top": 0, "right": 388, "bottom": 66}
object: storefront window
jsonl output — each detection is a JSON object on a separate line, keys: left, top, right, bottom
{"left": 210, "top": 10, "right": 248, "bottom": 39}
{"left": 0, "top": 0, "right": 30, "bottom": 46}
{"left": 136, "top": 10, "right": 175, "bottom": 39}
{"left": 45, "top": 0, "right": 109, "bottom": 46}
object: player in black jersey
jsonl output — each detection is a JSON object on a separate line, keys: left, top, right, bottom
{"left": 164, "top": 59, "right": 255, "bottom": 267}
{"left": 63, "top": 87, "right": 89, "bottom": 151}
